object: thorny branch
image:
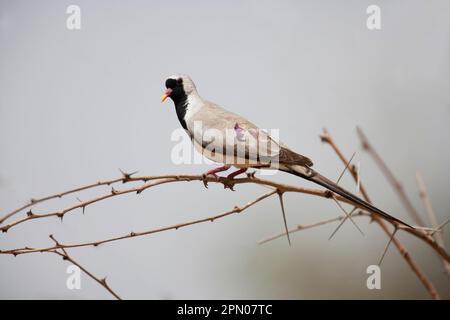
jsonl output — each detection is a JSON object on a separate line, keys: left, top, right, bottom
{"left": 48, "top": 235, "right": 122, "bottom": 300}
{"left": 416, "top": 172, "right": 450, "bottom": 274}
{"left": 0, "top": 175, "right": 372, "bottom": 234}
{"left": 356, "top": 127, "right": 426, "bottom": 226}
{"left": 318, "top": 129, "right": 446, "bottom": 298}
{"left": 1, "top": 129, "right": 448, "bottom": 299}
{"left": 1, "top": 190, "right": 277, "bottom": 256}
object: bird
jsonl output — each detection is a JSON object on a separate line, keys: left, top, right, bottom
{"left": 161, "top": 74, "right": 413, "bottom": 243}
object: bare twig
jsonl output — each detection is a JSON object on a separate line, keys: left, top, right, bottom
{"left": 259, "top": 211, "right": 368, "bottom": 245}
{"left": 321, "top": 128, "right": 440, "bottom": 299}
{"left": 416, "top": 172, "right": 450, "bottom": 274}
{"left": 1, "top": 170, "right": 449, "bottom": 261}
{"left": 0, "top": 174, "right": 380, "bottom": 234}
{"left": 0, "top": 176, "right": 126, "bottom": 225}
{"left": 356, "top": 127, "right": 425, "bottom": 226}
{"left": 1, "top": 129, "right": 448, "bottom": 300}
{"left": 0, "top": 191, "right": 277, "bottom": 256}
{"left": 356, "top": 161, "right": 361, "bottom": 194}
{"left": 49, "top": 235, "right": 122, "bottom": 300}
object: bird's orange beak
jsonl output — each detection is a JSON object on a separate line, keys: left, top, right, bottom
{"left": 161, "top": 88, "right": 172, "bottom": 102}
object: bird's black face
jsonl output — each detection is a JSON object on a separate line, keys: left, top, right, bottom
{"left": 161, "top": 77, "right": 185, "bottom": 103}
{"left": 161, "top": 77, "right": 189, "bottom": 130}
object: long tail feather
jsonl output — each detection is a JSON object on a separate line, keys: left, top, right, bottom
{"left": 286, "top": 166, "right": 413, "bottom": 228}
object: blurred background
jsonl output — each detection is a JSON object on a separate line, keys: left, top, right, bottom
{"left": 1, "top": 0, "right": 449, "bottom": 299}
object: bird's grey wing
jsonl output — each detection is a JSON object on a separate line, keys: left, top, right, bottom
{"left": 216, "top": 107, "right": 314, "bottom": 168}
{"left": 188, "top": 103, "right": 282, "bottom": 166}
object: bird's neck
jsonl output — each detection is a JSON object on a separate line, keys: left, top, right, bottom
{"left": 172, "top": 91, "right": 189, "bottom": 130}
{"left": 173, "top": 92, "right": 202, "bottom": 130}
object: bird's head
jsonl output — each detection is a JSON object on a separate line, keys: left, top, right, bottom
{"left": 161, "top": 74, "right": 197, "bottom": 103}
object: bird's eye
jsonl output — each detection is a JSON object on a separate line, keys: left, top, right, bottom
{"left": 177, "top": 78, "right": 183, "bottom": 85}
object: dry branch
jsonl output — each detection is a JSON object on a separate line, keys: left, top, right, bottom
{"left": 0, "top": 175, "right": 371, "bottom": 233}
{"left": 1, "top": 190, "right": 277, "bottom": 256}
{"left": 258, "top": 210, "right": 368, "bottom": 244}
{"left": 49, "top": 235, "right": 122, "bottom": 300}
{"left": 416, "top": 172, "right": 450, "bottom": 274}
{"left": 356, "top": 127, "right": 425, "bottom": 226}
{"left": 1, "top": 129, "right": 448, "bottom": 299}
{"left": 322, "top": 128, "right": 440, "bottom": 299}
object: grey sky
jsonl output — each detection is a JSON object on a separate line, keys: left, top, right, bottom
{"left": 1, "top": 0, "right": 449, "bottom": 299}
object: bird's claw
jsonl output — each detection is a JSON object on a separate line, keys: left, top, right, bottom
{"left": 222, "top": 179, "right": 236, "bottom": 191}
{"left": 246, "top": 171, "right": 256, "bottom": 179}
{"left": 202, "top": 173, "right": 219, "bottom": 188}
{"left": 202, "top": 175, "right": 208, "bottom": 188}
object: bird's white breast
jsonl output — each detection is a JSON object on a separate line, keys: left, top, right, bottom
{"left": 184, "top": 94, "right": 204, "bottom": 123}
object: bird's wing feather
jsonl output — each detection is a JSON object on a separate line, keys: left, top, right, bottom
{"left": 187, "top": 102, "right": 313, "bottom": 168}
{"left": 187, "top": 103, "right": 278, "bottom": 166}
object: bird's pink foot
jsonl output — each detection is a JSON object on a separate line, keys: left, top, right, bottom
{"left": 226, "top": 168, "right": 248, "bottom": 180}
{"left": 223, "top": 168, "right": 248, "bottom": 191}
{"left": 202, "top": 166, "right": 230, "bottom": 188}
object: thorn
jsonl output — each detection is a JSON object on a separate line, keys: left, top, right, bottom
{"left": 328, "top": 217, "right": 347, "bottom": 241}
{"left": 30, "top": 198, "right": 37, "bottom": 204}
{"left": 328, "top": 207, "right": 358, "bottom": 241}
{"left": 130, "top": 232, "right": 136, "bottom": 237}
{"left": 430, "top": 219, "right": 450, "bottom": 236}
{"left": 378, "top": 228, "right": 398, "bottom": 266}
{"left": 119, "top": 168, "right": 138, "bottom": 181}
{"left": 202, "top": 174, "right": 209, "bottom": 188}
{"left": 277, "top": 190, "right": 291, "bottom": 246}
{"left": 331, "top": 197, "right": 365, "bottom": 237}
{"left": 26, "top": 210, "right": 33, "bottom": 217}
{"left": 111, "top": 187, "right": 118, "bottom": 195}
{"left": 49, "top": 234, "right": 63, "bottom": 249}
{"left": 75, "top": 198, "right": 86, "bottom": 214}
{"left": 336, "top": 152, "right": 356, "bottom": 185}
